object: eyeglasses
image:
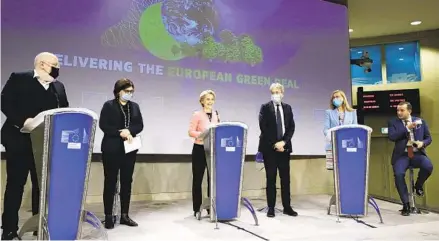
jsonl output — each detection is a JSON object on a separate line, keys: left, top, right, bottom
{"left": 43, "top": 61, "right": 60, "bottom": 68}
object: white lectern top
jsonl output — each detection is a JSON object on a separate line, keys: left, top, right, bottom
{"left": 20, "top": 108, "right": 99, "bottom": 133}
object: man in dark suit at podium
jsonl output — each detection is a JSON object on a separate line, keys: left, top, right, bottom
{"left": 388, "top": 101, "right": 433, "bottom": 216}
{"left": 258, "top": 83, "right": 298, "bottom": 218}
{"left": 1, "top": 52, "right": 69, "bottom": 240}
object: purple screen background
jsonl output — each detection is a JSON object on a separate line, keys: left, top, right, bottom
{"left": 1, "top": 0, "right": 351, "bottom": 155}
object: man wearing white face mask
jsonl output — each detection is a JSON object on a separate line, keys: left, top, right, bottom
{"left": 258, "top": 83, "right": 297, "bottom": 218}
{"left": 1, "top": 52, "right": 69, "bottom": 239}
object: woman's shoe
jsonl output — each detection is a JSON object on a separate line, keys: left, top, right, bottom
{"left": 120, "top": 214, "right": 138, "bottom": 227}
{"left": 104, "top": 215, "right": 114, "bottom": 229}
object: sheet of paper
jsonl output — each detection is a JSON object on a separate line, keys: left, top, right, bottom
{"left": 124, "top": 136, "right": 142, "bottom": 153}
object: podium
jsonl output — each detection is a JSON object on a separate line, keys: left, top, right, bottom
{"left": 197, "top": 122, "right": 258, "bottom": 228}
{"left": 18, "top": 108, "right": 107, "bottom": 240}
{"left": 326, "top": 124, "right": 383, "bottom": 223}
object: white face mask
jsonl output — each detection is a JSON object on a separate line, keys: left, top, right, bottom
{"left": 121, "top": 93, "right": 132, "bottom": 101}
{"left": 271, "top": 94, "right": 282, "bottom": 103}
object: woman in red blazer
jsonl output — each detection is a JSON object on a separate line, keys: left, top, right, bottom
{"left": 188, "top": 90, "right": 220, "bottom": 217}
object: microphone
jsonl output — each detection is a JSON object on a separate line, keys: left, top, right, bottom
{"left": 54, "top": 92, "right": 60, "bottom": 108}
{"left": 50, "top": 83, "right": 60, "bottom": 108}
{"left": 216, "top": 110, "right": 220, "bottom": 122}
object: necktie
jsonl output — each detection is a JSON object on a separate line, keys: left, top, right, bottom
{"left": 276, "top": 104, "right": 283, "bottom": 140}
{"left": 404, "top": 120, "right": 414, "bottom": 159}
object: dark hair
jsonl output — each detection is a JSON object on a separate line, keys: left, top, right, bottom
{"left": 398, "top": 101, "right": 412, "bottom": 111}
{"left": 113, "top": 78, "right": 134, "bottom": 98}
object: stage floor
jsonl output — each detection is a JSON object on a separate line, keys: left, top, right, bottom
{"left": 18, "top": 195, "right": 439, "bottom": 240}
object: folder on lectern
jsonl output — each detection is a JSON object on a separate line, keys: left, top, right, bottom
{"left": 18, "top": 108, "right": 107, "bottom": 240}
{"left": 328, "top": 124, "right": 372, "bottom": 217}
{"left": 198, "top": 122, "right": 248, "bottom": 222}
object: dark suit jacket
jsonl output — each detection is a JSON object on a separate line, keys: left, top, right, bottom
{"left": 99, "top": 99, "right": 144, "bottom": 153}
{"left": 1, "top": 71, "right": 69, "bottom": 150}
{"left": 388, "top": 116, "right": 432, "bottom": 165}
{"left": 258, "top": 101, "right": 295, "bottom": 153}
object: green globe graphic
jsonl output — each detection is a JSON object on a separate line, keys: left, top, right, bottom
{"left": 138, "top": 3, "right": 185, "bottom": 61}
{"left": 104, "top": 0, "right": 263, "bottom": 65}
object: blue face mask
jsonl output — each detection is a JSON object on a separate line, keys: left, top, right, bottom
{"left": 333, "top": 98, "right": 343, "bottom": 107}
{"left": 121, "top": 93, "right": 132, "bottom": 101}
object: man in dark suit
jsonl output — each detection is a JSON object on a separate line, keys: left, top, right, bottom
{"left": 258, "top": 83, "right": 298, "bottom": 218}
{"left": 1, "top": 52, "right": 69, "bottom": 240}
{"left": 388, "top": 101, "right": 433, "bottom": 216}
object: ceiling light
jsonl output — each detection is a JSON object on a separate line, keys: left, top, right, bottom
{"left": 399, "top": 48, "right": 404, "bottom": 50}
{"left": 349, "top": 29, "right": 353, "bottom": 32}
{"left": 399, "top": 58, "right": 404, "bottom": 61}
{"left": 410, "top": 21, "right": 422, "bottom": 25}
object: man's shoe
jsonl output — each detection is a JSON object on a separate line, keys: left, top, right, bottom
{"left": 1, "top": 231, "right": 20, "bottom": 240}
{"left": 104, "top": 215, "right": 114, "bottom": 229}
{"left": 267, "top": 207, "right": 275, "bottom": 218}
{"left": 401, "top": 203, "right": 410, "bottom": 216}
{"left": 120, "top": 214, "right": 138, "bottom": 227}
{"left": 415, "top": 187, "right": 425, "bottom": 197}
{"left": 283, "top": 207, "right": 298, "bottom": 217}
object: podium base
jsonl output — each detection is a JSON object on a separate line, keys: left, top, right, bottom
{"left": 257, "top": 206, "right": 283, "bottom": 214}
{"left": 327, "top": 195, "right": 384, "bottom": 224}
{"left": 19, "top": 210, "right": 107, "bottom": 240}
{"left": 83, "top": 210, "right": 108, "bottom": 240}
{"left": 196, "top": 197, "right": 259, "bottom": 228}
{"left": 18, "top": 214, "right": 46, "bottom": 239}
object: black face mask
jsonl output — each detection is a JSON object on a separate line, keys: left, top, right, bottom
{"left": 49, "top": 67, "right": 59, "bottom": 79}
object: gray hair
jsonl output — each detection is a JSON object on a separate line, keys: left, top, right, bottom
{"left": 269, "top": 83, "right": 284, "bottom": 93}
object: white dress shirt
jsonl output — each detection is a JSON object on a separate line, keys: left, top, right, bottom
{"left": 402, "top": 116, "right": 419, "bottom": 152}
{"left": 34, "top": 70, "right": 50, "bottom": 90}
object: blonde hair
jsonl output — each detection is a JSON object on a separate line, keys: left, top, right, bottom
{"left": 269, "top": 83, "right": 284, "bottom": 93}
{"left": 199, "top": 89, "right": 216, "bottom": 106}
{"left": 330, "top": 90, "right": 354, "bottom": 112}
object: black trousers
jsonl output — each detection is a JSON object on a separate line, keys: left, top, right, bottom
{"left": 30, "top": 161, "right": 40, "bottom": 215}
{"left": 1, "top": 146, "right": 37, "bottom": 233}
{"left": 263, "top": 151, "right": 291, "bottom": 208}
{"left": 102, "top": 151, "right": 136, "bottom": 216}
{"left": 191, "top": 144, "right": 210, "bottom": 212}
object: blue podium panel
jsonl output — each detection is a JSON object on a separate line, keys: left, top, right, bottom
{"left": 333, "top": 127, "right": 368, "bottom": 216}
{"left": 214, "top": 125, "right": 245, "bottom": 220}
{"left": 47, "top": 113, "right": 94, "bottom": 240}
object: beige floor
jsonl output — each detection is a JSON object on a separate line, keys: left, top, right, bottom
{"left": 15, "top": 195, "right": 439, "bottom": 240}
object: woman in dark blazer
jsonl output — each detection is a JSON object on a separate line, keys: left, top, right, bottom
{"left": 99, "top": 78, "right": 144, "bottom": 229}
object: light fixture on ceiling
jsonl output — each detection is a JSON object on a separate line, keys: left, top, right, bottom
{"left": 399, "top": 48, "right": 404, "bottom": 50}
{"left": 349, "top": 28, "right": 353, "bottom": 32}
{"left": 399, "top": 58, "right": 404, "bottom": 61}
{"left": 410, "top": 21, "right": 422, "bottom": 26}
